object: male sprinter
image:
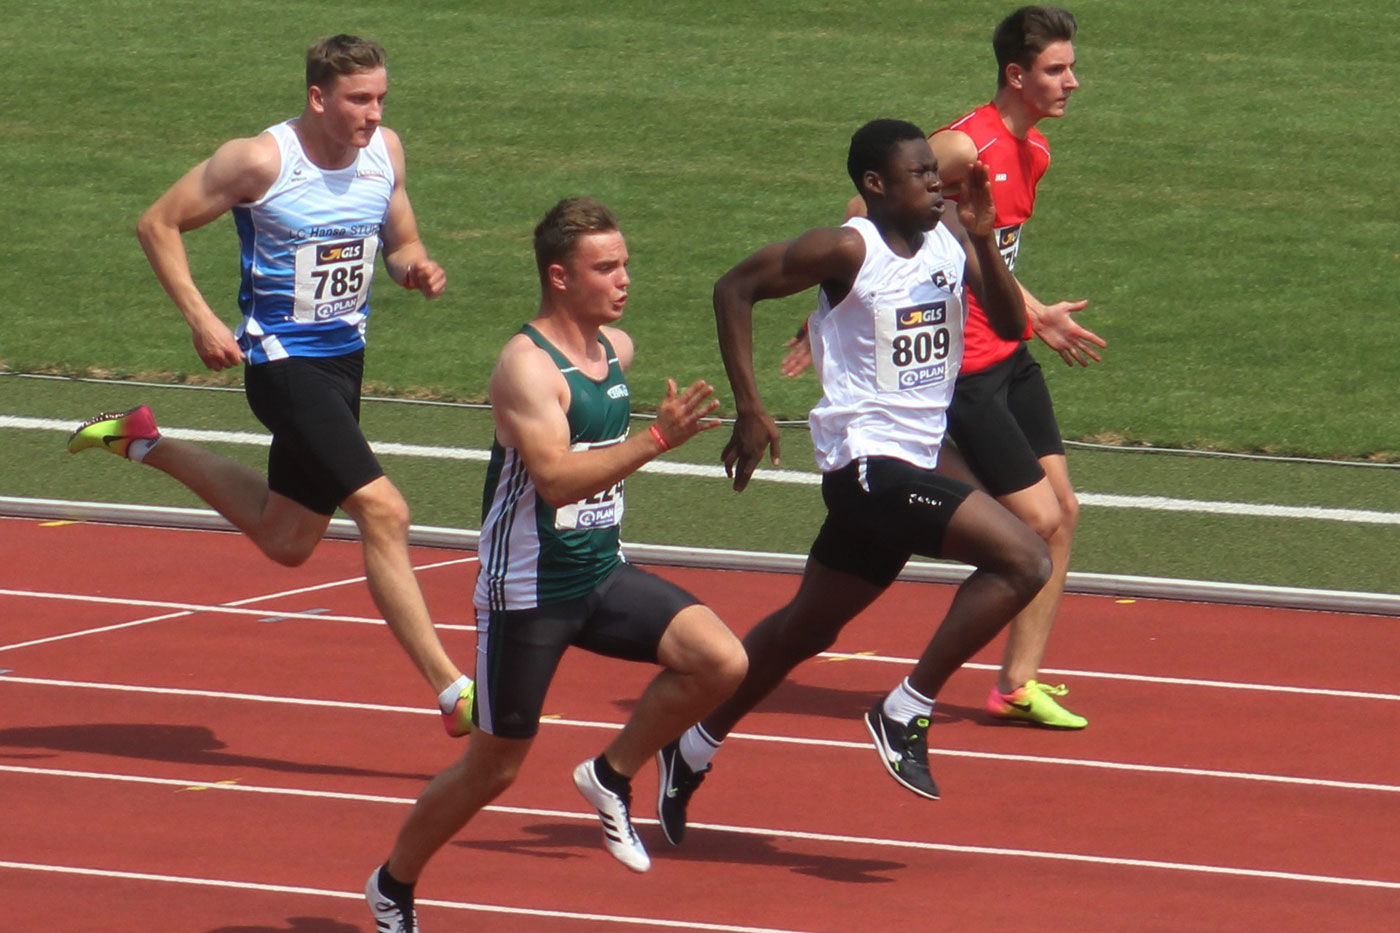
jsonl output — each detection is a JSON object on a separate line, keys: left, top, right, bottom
{"left": 657, "top": 120, "right": 1049, "bottom": 844}
{"left": 68, "top": 35, "right": 474, "bottom": 734}
{"left": 786, "top": 7, "right": 1101, "bottom": 728}
{"left": 365, "top": 198, "right": 746, "bottom": 930}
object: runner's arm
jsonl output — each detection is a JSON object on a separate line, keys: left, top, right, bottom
{"left": 491, "top": 336, "right": 718, "bottom": 507}
{"left": 136, "top": 135, "right": 279, "bottom": 371}
{"left": 379, "top": 128, "right": 446, "bottom": 299}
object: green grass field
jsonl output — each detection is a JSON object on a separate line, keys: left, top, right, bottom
{"left": 3, "top": 1, "right": 1397, "bottom": 596}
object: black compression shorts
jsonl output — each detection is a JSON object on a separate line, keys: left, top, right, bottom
{"left": 946, "top": 344, "right": 1064, "bottom": 498}
{"left": 243, "top": 350, "right": 384, "bottom": 516}
{"left": 809, "top": 456, "right": 974, "bottom": 588}
{"left": 473, "top": 563, "right": 702, "bottom": 739}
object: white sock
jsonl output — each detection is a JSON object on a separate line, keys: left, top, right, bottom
{"left": 437, "top": 674, "right": 472, "bottom": 713}
{"left": 128, "top": 437, "right": 160, "bottom": 462}
{"left": 881, "top": 678, "right": 934, "bottom": 724}
{"left": 678, "top": 723, "right": 721, "bottom": 771}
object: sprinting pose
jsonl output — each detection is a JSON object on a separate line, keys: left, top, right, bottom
{"left": 785, "top": 6, "right": 1100, "bottom": 728}
{"left": 68, "top": 35, "right": 474, "bottom": 734}
{"left": 656, "top": 119, "right": 1049, "bottom": 844}
{"left": 365, "top": 198, "right": 747, "bottom": 931}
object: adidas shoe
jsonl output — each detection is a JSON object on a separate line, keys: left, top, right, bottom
{"left": 655, "top": 738, "right": 709, "bottom": 846}
{"left": 365, "top": 868, "right": 418, "bottom": 933}
{"left": 67, "top": 405, "right": 160, "bottom": 458}
{"left": 572, "top": 758, "right": 650, "bottom": 872}
{"left": 441, "top": 678, "right": 476, "bottom": 737}
{"left": 864, "top": 702, "right": 939, "bottom": 800}
{"left": 987, "top": 680, "right": 1088, "bottom": 729}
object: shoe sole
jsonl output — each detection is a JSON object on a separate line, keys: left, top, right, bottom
{"left": 863, "top": 711, "right": 939, "bottom": 800}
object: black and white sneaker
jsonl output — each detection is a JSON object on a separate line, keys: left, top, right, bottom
{"left": 365, "top": 868, "right": 418, "bottom": 933}
{"left": 655, "top": 738, "right": 710, "bottom": 845}
{"left": 572, "top": 759, "right": 651, "bottom": 872}
{"left": 864, "top": 702, "right": 940, "bottom": 799}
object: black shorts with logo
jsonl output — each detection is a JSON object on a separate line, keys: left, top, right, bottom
{"left": 809, "top": 456, "right": 974, "bottom": 588}
{"left": 946, "top": 343, "right": 1064, "bottom": 498}
{"left": 473, "top": 563, "right": 701, "bottom": 739}
{"left": 243, "top": 350, "right": 384, "bottom": 516}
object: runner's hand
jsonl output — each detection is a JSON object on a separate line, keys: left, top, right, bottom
{"left": 1033, "top": 299, "right": 1105, "bottom": 366}
{"left": 403, "top": 260, "right": 446, "bottom": 299}
{"left": 780, "top": 330, "right": 813, "bottom": 378}
{"left": 956, "top": 160, "right": 997, "bottom": 238}
{"left": 721, "top": 410, "right": 781, "bottom": 492}
{"left": 652, "top": 378, "right": 722, "bottom": 450}
{"left": 191, "top": 314, "right": 244, "bottom": 371}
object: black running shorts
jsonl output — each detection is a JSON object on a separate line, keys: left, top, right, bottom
{"left": 946, "top": 344, "right": 1064, "bottom": 498}
{"left": 809, "top": 456, "right": 974, "bottom": 588}
{"left": 473, "top": 563, "right": 702, "bottom": 739}
{"left": 243, "top": 350, "right": 384, "bottom": 516}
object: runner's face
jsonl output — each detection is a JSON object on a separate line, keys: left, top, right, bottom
{"left": 317, "top": 68, "right": 388, "bottom": 147}
{"left": 561, "top": 231, "right": 630, "bottom": 323}
{"left": 882, "top": 137, "right": 945, "bottom": 231}
{"left": 1017, "top": 40, "right": 1078, "bottom": 119}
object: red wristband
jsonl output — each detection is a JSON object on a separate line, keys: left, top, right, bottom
{"left": 648, "top": 424, "right": 671, "bottom": 452}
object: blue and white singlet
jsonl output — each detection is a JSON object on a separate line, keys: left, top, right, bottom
{"left": 232, "top": 120, "right": 394, "bottom": 363}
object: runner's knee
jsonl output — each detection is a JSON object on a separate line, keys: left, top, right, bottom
{"left": 345, "top": 481, "right": 411, "bottom": 538}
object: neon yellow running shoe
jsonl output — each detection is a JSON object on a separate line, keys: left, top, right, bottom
{"left": 441, "top": 678, "right": 476, "bottom": 737}
{"left": 987, "top": 680, "right": 1088, "bottom": 729}
{"left": 67, "top": 405, "right": 160, "bottom": 458}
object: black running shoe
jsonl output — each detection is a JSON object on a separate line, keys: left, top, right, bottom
{"left": 864, "top": 702, "right": 940, "bottom": 799}
{"left": 656, "top": 738, "right": 710, "bottom": 845}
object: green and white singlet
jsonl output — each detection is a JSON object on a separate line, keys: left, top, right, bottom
{"left": 474, "top": 325, "right": 632, "bottom": 611}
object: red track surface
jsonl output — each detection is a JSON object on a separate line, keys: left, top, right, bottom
{"left": 2, "top": 516, "right": 1397, "bottom": 931}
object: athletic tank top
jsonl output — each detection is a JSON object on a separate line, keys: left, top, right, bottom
{"left": 474, "top": 326, "right": 632, "bottom": 611}
{"left": 808, "top": 216, "right": 967, "bottom": 472}
{"left": 939, "top": 103, "right": 1049, "bottom": 372}
{"left": 232, "top": 120, "right": 395, "bottom": 363}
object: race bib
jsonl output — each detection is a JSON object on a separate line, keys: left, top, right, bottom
{"left": 996, "top": 223, "right": 1022, "bottom": 272}
{"left": 554, "top": 437, "right": 626, "bottom": 531}
{"left": 874, "top": 300, "right": 954, "bottom": 392}
{"left": 292, "top": 236, "right": 378, "bottom": 323}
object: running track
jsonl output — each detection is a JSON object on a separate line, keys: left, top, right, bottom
{"left": 1, "top": 516, "right": 1397, "bottom": 931}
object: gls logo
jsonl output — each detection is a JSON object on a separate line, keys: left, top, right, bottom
{"left": 897, "top": 301, "right": 947, "bottom": 330}
{"left": 317, "top": 240, "right": 365, "bottom": 264}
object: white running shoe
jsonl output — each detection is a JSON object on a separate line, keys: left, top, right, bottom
{"left": 365, "top": 868, "right": 418, "bottom": 933}
{"left": 572, "top": 759, "right": 651, "bottom": 872}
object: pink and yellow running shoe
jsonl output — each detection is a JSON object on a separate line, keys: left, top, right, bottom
{"left": 987, "top": 679, "right": 1088, "bottom": 729}
{"left": 441, "top": 678, "right": 476, "bottom": 737}
{"left": 67, "top": 405, "right": 160, "bottom": 459}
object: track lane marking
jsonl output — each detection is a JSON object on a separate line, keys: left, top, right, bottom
{"left": 2, "top": 768, "right": 1396, "bottom": 891}
{"left": 0, "top": 859, "right": 819, "bottom": 933}
{"left": 2, "top": 677, "right": 1396, "bottom": 795}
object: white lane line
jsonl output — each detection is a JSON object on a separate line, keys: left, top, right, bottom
{"left": 2, "top": 768, "right": 1397, "bottom": 891}
{"left": 8, "top": 416, "right": 1397, "bottom": 525}
{"left": 3, "top": 586, "right": 1391, "bottom": 701}
{"left": 819, "top": 652, "right": 1400, "bottom": 703}
{"left": 0, "top": 859, "right": 820, "bottom": 933}
{"left": 0, "top": 586, "right": 477, "bottom": 652}
{"left": 2, "top": 677, "right": 1395, "bottom": 795}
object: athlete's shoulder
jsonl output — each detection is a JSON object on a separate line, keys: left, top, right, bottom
{"left": 206, "top": 132, "right": 282, "bottom": 202}
{"left": 599, "top": 325, "right": 634, "bottom": 368}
